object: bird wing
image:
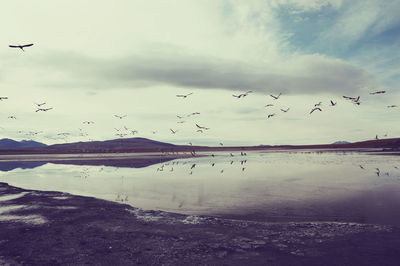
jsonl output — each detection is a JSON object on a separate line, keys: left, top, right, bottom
{"left": 22, "top": 44, "right": 34, "bottom": 47}
{"left": 9, "top": 45, "right": 20, "bottom": 48}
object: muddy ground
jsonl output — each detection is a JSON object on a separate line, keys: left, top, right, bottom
{"left": 1, "top": 182, "right": 400, "bottom": 266}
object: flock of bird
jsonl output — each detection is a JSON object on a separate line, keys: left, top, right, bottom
{"left": 2, "top": 43, "right": 399, "bottom": 144}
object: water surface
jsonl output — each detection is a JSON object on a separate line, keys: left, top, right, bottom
{"left": 1, "top": 150, "right": 399, "bottom": 225}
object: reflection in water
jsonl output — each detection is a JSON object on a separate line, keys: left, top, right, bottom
{"left": 0, "top": 151, "right": 400, "bottom": 225}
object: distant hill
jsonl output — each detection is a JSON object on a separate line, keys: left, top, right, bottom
{"left": 0, "top": 139, "right": 47, "bottom": 150}
{"left": 46, "top": 137, "right": 178, "bottom": 153}
{"left": 0, "top": 137, "right": 398, "bottom": 154}
{"left": 332, "top": 141, "right": 351, "bottom": 144}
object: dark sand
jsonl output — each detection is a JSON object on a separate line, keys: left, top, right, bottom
{"left": 1, "top": 182, "right": 400, "bottom": 265}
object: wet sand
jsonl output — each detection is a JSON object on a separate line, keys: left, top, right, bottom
{"left": 1, "top": 182, "right": 400, "bottom": 265}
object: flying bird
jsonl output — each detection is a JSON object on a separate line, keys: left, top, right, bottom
{"left": 270, "top": 93, "right": 282, "bottom": 100}
{"left": 196, "top": 123, "right": 209, "bottom": 130}
{"left": 370, "top": 90, "right": 386, "bottom": 95}
{"left": 177, "top": 115, "right": 184, "bottom": 119}
{"left": 265, "top": 104, "right": 274, "bottom": 107}
{"left": 83, "top": 121, "right": 94, "bottom": 124}
{"left": 9, "top": 43, "right": 34, "bottom": 51}
{"left": 0, "top": 97, "right": 8, "bottom": 101}
{"left": 176, "top": 93, "right": 193, "bottom": 98}
{"left": 280, "top": 108, "right": 290, "bottom": 113}
{"left": 8, "top": 116, "right": 16, "bottom": 119}
{"left": 314, "top": 102, "right": 322, "bottom": 107}
{"left": 35, "top": 107, "right": 53, "bottom": 112}
{"left": 114, "top": 114, "right": 127, "bottom": 119}
{"left": 170, "top": 128, "right": 178, "bottom": 134}
{"left": 387, "top": 105, "right": 398, "bottom": 108}
{"left": 330, "top": 100, "right": 337, "bottom": 106}
{"left": 267, "top": 113, "right": 276, "bottom": 118}
{"left": 34, "top": 102, "right": 46, "bottom": 107}
{"left": 232, "top": 91, "right": 252, "bottom": 98}
{"left": 310, "top": 107, "right": 322, "bottom": 114}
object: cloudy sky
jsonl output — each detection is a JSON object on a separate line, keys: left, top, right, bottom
{"left": 0, "top": 0, "right": 399, "bottom": 146}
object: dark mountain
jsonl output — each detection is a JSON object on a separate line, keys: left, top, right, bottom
{"left": 0, "top": 139, "right": 47, "bottom": 150}
{"left": 46, "top": 137, "right": 179, "bottom": 153}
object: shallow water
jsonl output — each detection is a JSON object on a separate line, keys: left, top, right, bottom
{"left": 1, "top": 150, "right": 400, "bottom": 225}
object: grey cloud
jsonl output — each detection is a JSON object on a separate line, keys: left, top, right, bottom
{"left": 30, "top": 50, "right": 374, "bottom": 95}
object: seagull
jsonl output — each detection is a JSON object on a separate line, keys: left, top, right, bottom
{"left": 152, "top": 131, "right": 157, "bottom": 134}
{"left": 191, "top": 164, "right": 196, "bottom": 169}
{"left": 0, "top": 97, "right": 8, "bottom": 101}
{"left": 265, "top": 104, "right": 274, "bottom": 107}
{"left": 35, "top": 107, "right": 53, "bottom": 112}
{"left": 114, "top": 114, "right": 127, "bottom": 119}
{"left": 8, "top": 116, "right": 16, "bottom": 119}
{"left": 219, "top": 142, "right": 223, "bottom": 146}
{"left": 330, "top": 100, "right": 337, "bottom": 106}
{"left": 196, "top": 129, "right": 204, "bottom": 133}
{"left": 267, "top": 113, "right": 276, "bottom": 118}
{"left": 130, "top": 130, "right": 138, "bottom": 135}
{"left": 211, "top": 163, "right": 215, "bottom": 167}
{"left": 83, "top": 121, "right": 94, "bottom": 124}
{"left": 310, "top": 107, "right": 322, "bottom": 114}
{"left": 177, "top": 115, "right": 184, "bottom": 119}
{"left": 176, "top": 93, "right": 193, "bottom": 98}
{"left": 387, "top": 105, "right": 398, "bottom": 108}
{"left": 115, "top": 133, "right": 127, "bottom": 137}
{"left": 375, "top": 135, "right": 379, "bottom": 140}
{"left": 170, "top": 128, "right": 178, "bottom": 134}
{"left": 359, "top": 165, "right": 365, "bottom": 169}
{"left": 34, "top": 102, "right": 46, "bottom": 107}
{"left": 177, "top": 121, "right": 185, "bottom": 124}
{"left": 232, "top": 91, "right": 252, "bottom": 98}
{"left": 196, "top": 123, "right": 209, "bottom": 130}
{"left": 270, "top": 93, "right": 282, "bottom": 100}
{"left": 370, "top": 90, "right": 386, "bottom": 95}
{"left": 280, "top": 108, "right": 290, "bottom": 113}
{"left": 314, "top": 102, "right": 322, "bottom": 107}
{"left": 9, "top": 43, "right": 34, "bottom": 51}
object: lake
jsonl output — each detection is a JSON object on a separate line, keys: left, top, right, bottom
{"left": 1, "top": 150, "right": 399, "bottom": 225}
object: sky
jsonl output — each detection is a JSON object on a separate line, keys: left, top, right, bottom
{"left": 0, "top": 0, "right": 399, "bottom": 146}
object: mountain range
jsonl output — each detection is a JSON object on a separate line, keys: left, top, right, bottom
{"left": 0, "top": 137, "right": 399, "bottom": 154}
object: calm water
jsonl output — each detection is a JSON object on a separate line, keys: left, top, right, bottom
{"left": 1, "top": 151, "right": 400, "bottom": 225}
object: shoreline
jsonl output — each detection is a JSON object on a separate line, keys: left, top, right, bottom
{"left": 1, "top": 182, "right": 400, "bottom": 265}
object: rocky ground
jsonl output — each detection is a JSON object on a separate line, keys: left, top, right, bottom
{"left": 1, "top": 182, "right": 400, "bottom": 265}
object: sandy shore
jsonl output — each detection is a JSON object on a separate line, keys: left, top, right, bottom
{"left": 1, "top": 182, "right": 400, "bottom": 265}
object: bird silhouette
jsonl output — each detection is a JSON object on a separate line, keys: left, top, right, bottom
{"left": 270, "top": 93, "right": 282, "bottom": 100}
{"left": 34, "top": 102, "right": 46, "bottom": 107}
{"left": 370, "top": 90, "right": 386, "bottom": 95}
{"left": 9, "top": 43, "right": 34, "bottom": 51}
{"left": 265, "top": 104, "right": 274, "bottom": 107}
{"left": 310, "top": 107, "right": 322, "bottom": 114}
{"left": 176, "top": 93, "right": 193, "bottom": 98}
{"left": 280, "top": 108, "right": 290, "bottom": 113}
{"left": 267, "top": 113, "right": 276, "bottom": 118}
{"left": 232, "top": 91, "right": 252, "bottom": 98}
{"left": 314, "top": 102, "right": 322, "bottom": 107}
{"left": 114, "top": 114, "right": 127, "bottom": 119}
{"left": 170, "top": 128, "right": 178, "bottom": 134}
{"left": 387, "top": 105, "right": 398, "bottom": 108}
{"left": 8, "top": 116, "right": 16, "bottom": 119}
{"left": 330, "top": 100, "right": 337, "bottom": 106}
{"left": 35, "top": 107, "right": 53, "bottom": 112}
{"left": 196, "top": 123, "right": 209, "bottom": 130}
{"left": 0, "top": 97, "right": 9, "bottom": 101}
